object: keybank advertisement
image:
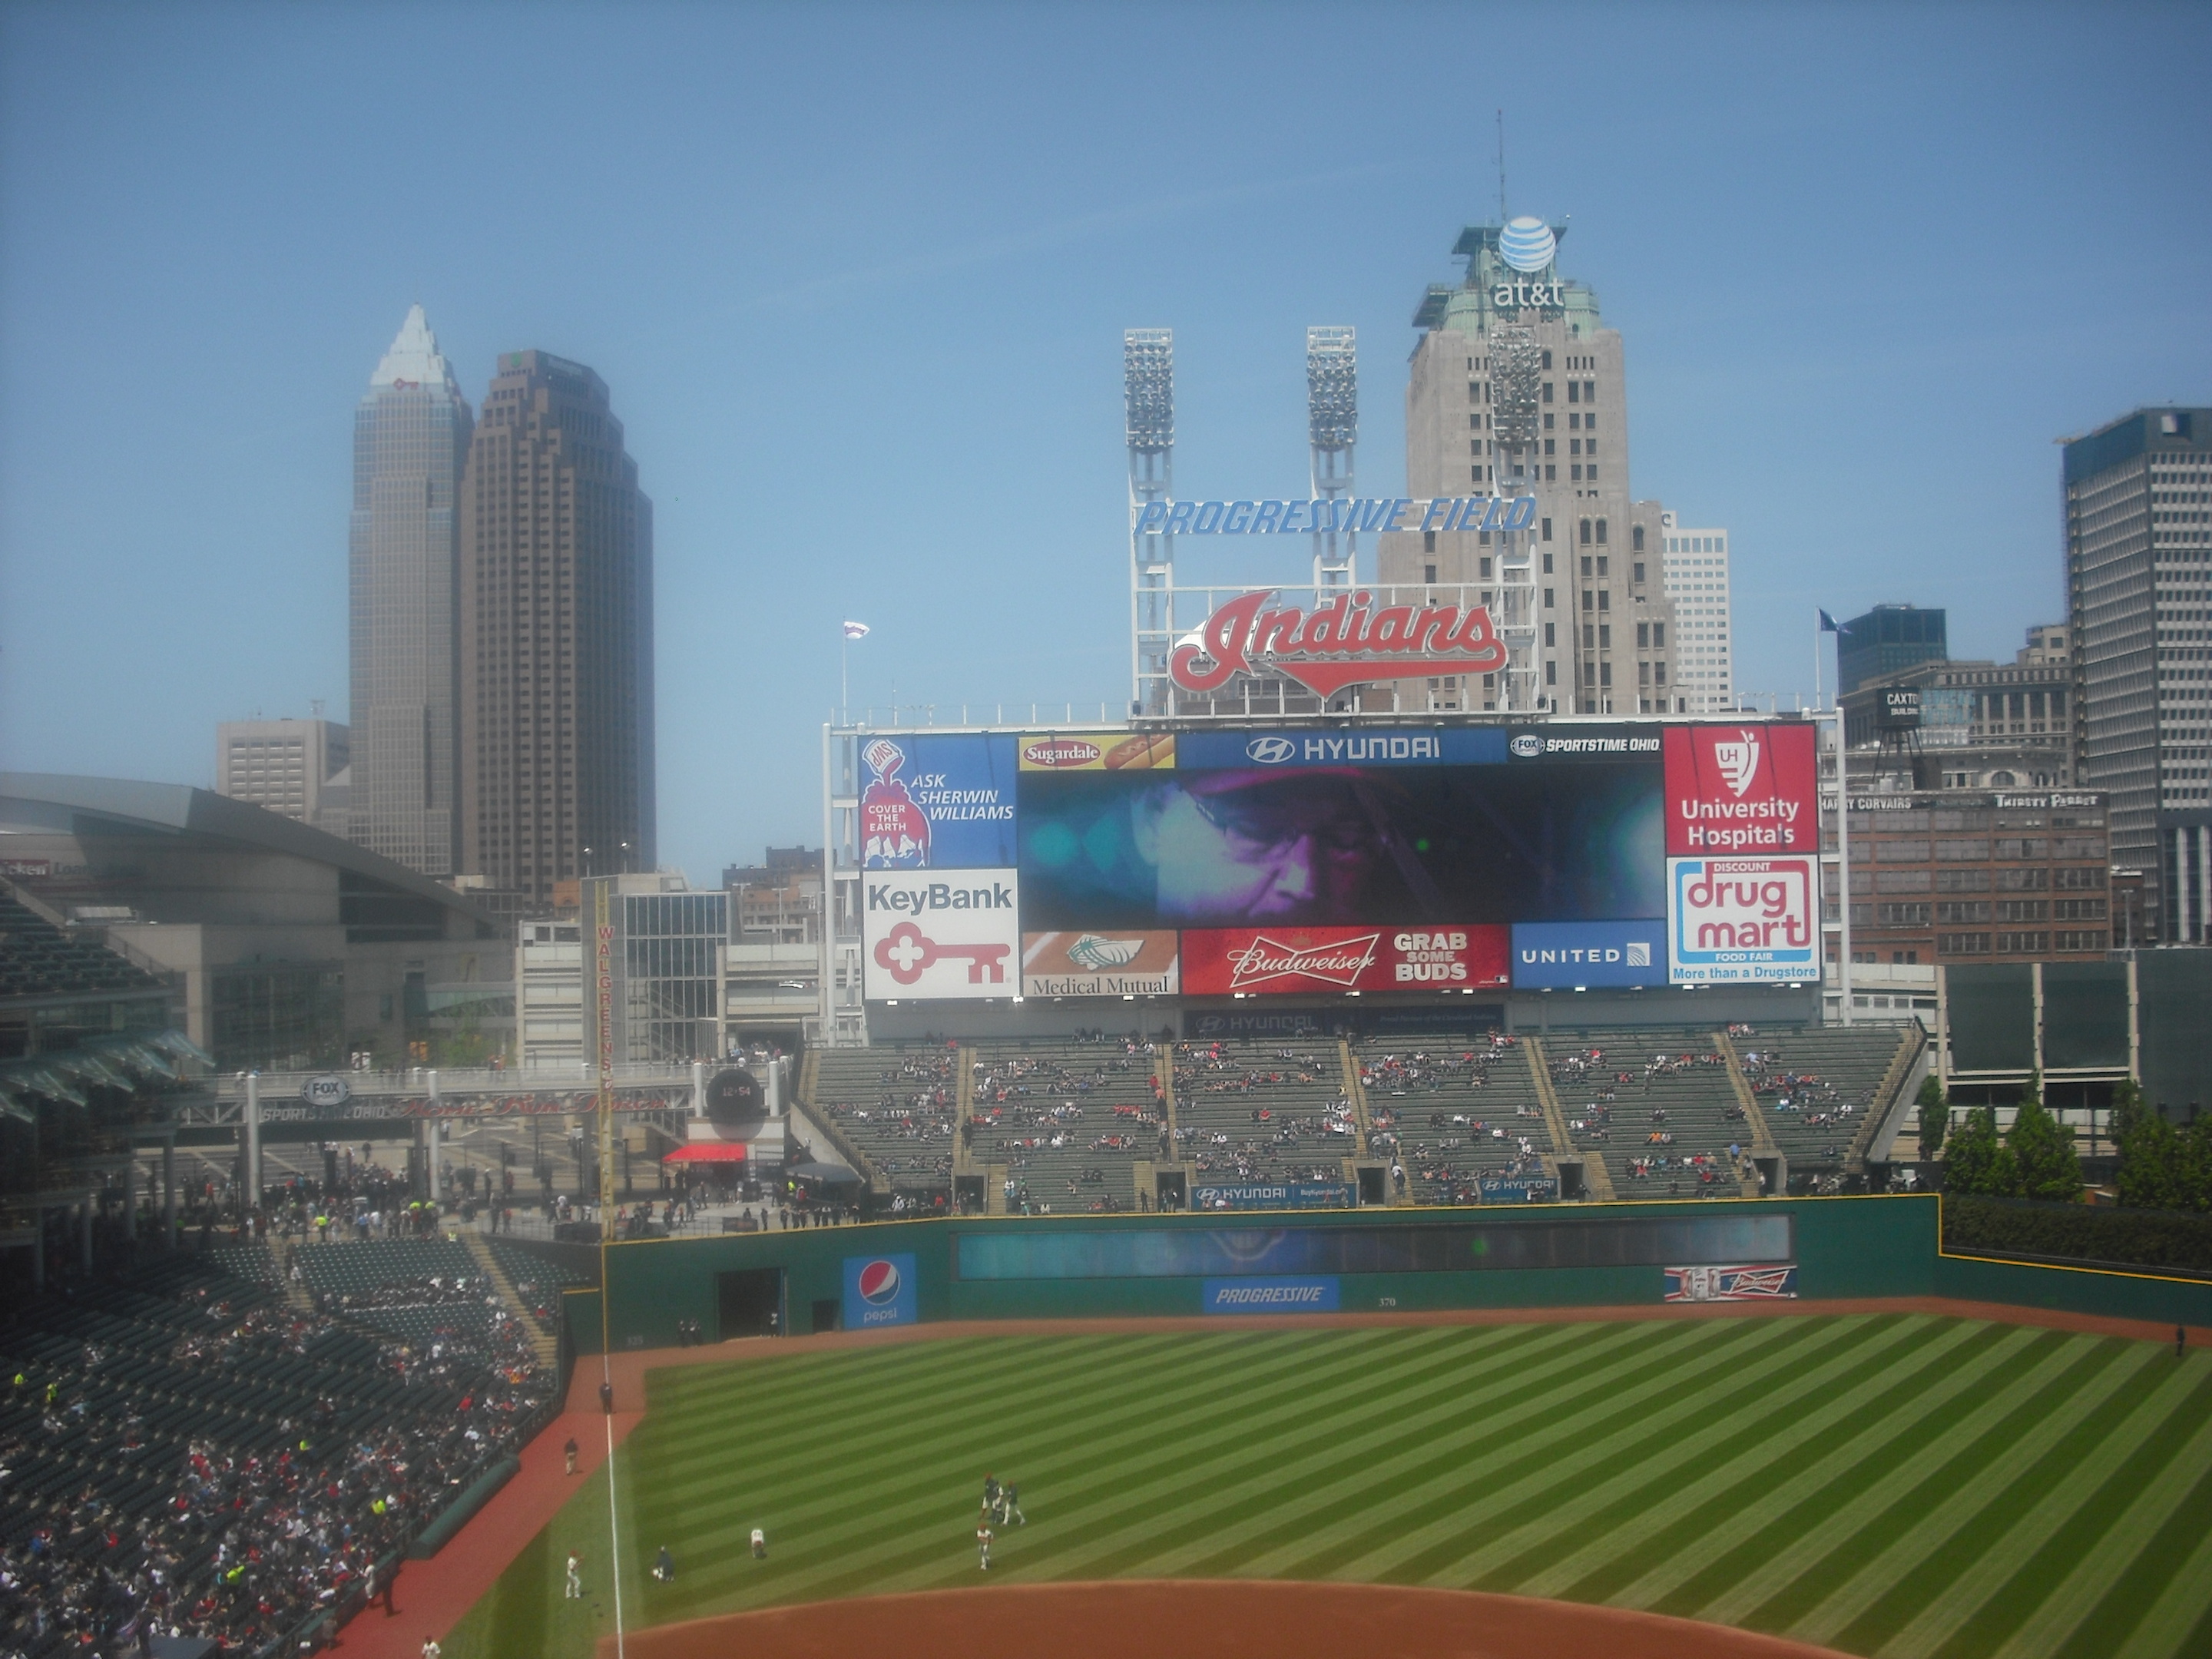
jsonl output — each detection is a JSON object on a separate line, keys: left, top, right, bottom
{"left": 862, "top": 870, "right": 1021, "bottom": 1000}
{"left": 843, "top": 1253, "right": 918, "bottom": 1327}
{"left": 1510, "top": 920, "right": 1667, "bottom": 988}
{"left": 1667, "top": 856, "right": 1818, "bottom": 983}
{"left": 859, "top": 733, "right": 1018, "bottom": 869}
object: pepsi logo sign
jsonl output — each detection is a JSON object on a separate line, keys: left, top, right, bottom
{"left": 856, "top": 1259, "right": 901, "bottom": 1304}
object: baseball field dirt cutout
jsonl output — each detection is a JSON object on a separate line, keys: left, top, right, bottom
{"left": 601, "top": 1580, "right": 1853, "bottom": 1659}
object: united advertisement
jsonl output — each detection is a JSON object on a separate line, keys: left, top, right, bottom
{"left": 849, "top": 720, "right": 1820, "bottom": 1003}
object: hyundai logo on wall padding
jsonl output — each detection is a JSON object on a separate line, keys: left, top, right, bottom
{"left": 1498, "top": 217, "right": 1558, "bottom": 273}
{"left": 1244, "top": 737, "right": 1297, "bottom": 764}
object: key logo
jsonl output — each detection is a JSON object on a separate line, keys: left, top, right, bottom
{"left": 873, "top": 922, "right": 1010, "bottom": 986}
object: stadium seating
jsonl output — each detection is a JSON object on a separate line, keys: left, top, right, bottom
{"left": 0, "top": 890, "right": 167, "bottom": 998}
{"left": 1355, "top": 1035, "right": 1552, "bottom": 1200}
{"left": 1171, "top": 1036, "right": 1360, "bottom": 1190}
{"left": 969, "top": 1036, "right": 1165, "bottom": 1212}
{"left": 1541, "top": 1026, "right": 1753, "bottom": 1197}
{"left": 1734, "top": 1025, "right": 1919, "bottom": 1175}
{"left": 808, "top": 1043, "right": 960, "bottom": 1195}
{"left": 0, "top": 1246, "right": 555, "bottom": 1659}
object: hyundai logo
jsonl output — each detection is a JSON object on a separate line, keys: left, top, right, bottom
{"left": 1508, "top": 734, "right": 1543, "bottom": 759}
{"left": 1244, "top": 737, "right": 1297, "bottom": 765}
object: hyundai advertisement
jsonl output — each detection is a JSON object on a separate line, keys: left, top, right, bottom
{"left": 852, "top": 721, "right": 1820, "bottom": 999}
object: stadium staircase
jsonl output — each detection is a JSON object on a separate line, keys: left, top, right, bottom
{"left": 1524, "top": 1038, "right": 1618, "bottom": 1200}
{"left": 1338, "top": 1041, "right": 1375, "bottom": 1158}
{"left": 1848, "top": 1022, "right": 1929, "bottom": 1174}
{"left": 272, "top": 1236, "right": 317, "bottom": 1313}
{"left": 463, "top": 1230, "right": 561, "bottom": 1369}
{"left": 1711, "top": 1032, "right": 1780, "bottom": 1195}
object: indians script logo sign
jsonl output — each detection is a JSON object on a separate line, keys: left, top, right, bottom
{"left": 1170, "top": 588, "right": 1508, "bottom": 697}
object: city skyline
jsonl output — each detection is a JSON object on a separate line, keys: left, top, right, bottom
{"left": 2, "top": 4, "right": 2208, "bottom": 884}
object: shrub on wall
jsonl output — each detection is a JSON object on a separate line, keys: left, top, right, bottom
{"left": 1943, "top": 1193, "right": 2212, "bottom": 1273}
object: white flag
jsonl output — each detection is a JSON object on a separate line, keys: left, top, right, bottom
{"left": 842, "top": 620, "right": 871, "bottom": 640}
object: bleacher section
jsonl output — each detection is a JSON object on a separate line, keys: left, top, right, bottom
{"left": 1171, "top": 1037, "right": 1360, "bottom": 1188}
{"left": 1543, "top": 1028, "right": 1753, "bottom": 1197}
{"left": 1355, "top": 1035, "right": 1551, "bottom": 1200}
{"left": 969, "top": 1036, "right": 1166, "bottom": 1212}
{"left": 1735, "top": 1025, "right": 1919, "bottom": 1176}
{"left": 0, "top": 890, "right": 166, "bottom": 998}
{"left": 0, "top": 1250, "right": 554, "bottom": 1658}
{"left": 807, "top": 1044, "right": 959, "bottom": 1195}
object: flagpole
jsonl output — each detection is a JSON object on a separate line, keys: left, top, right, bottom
{"left": 840, "top": 630, "right": 849, "bottom": 724}
{"left": 1813, "top": 609, "right": 1823, "bottom": 713}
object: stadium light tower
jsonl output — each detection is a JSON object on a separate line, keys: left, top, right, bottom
{"left": 1306, "top": 326, "right": 1356, "bottom": 590}
{"left": 1125, "top": 329, "right": 1174, "bottom": 716}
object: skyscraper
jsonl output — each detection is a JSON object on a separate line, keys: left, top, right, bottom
{"left": 1835, "top": 604, "right": 1947, "bottom": 695}
{"left": 1379, "top": 218, "right": 1679, "bottom": 714}
{"left": 349, "top": 305, "right": 473, "bottom": 875}
{"left": 216, "top": 717, "right": 348, "bottom": 830}
{"left": 2065, "top": 407, "right": 2212, "bottom": 942}
{"left": 1659, "top": 515, "right": 1734, "bottom": 714}
{"left": 458, "top": 351, "right": 655, "bottom": 905}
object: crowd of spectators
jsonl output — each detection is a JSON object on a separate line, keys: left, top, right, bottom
{"left": 0, "top": 1256, "right": 554, "bottom": 1659}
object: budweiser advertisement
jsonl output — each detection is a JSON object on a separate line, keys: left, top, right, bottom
{"left": 1662, "top": 723, "right": 1817, "bottom": 856}
{"left": 1667, "top": 856, "right": 1818, "bottom": 984}
{"left": 1017, "top": 732, "right": 1175, "bottom": 771}
{"left": 861, "top": 869, "right": 1022, "bottom": 1000}
{"left": 1168, "top": 588, "right": 1507, "bottom": 697}
{"left": 1182, "top": 926, "right": 1509, "bottom": 995}
{"left": 1022, "top": 931, "right": 1180, "bottom": 997}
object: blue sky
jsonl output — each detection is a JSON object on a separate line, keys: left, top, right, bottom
{"left": 3, "top": 2, "right": 2207, "bottom": 882}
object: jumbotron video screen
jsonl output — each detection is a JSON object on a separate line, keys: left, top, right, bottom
{"left": 856, "top": 721, "right": 1820, "bottom": 1002}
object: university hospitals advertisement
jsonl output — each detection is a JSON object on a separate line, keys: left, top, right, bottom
{"left": 862, "top": 869, "right": 1021, "bottom": 1000}
{"left": 1510, "top": 920, "right": 1667, "bottom": 989}
{"left": 859, "top": 733, "right": 1018, "bottom": 869}
{"left": 1022, "top": 931, "right": 1181, "bottom": 997}
{"left": 1667, "top": 857, "right": 1819, "bottom": 984}
{"left": 1182, "top": 926, "right": 1509, "bottom": 995}
{"left": 1662, "top": 724, "right": 1818, "bottom": 856}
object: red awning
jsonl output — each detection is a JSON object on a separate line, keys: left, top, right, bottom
{"left": 662, "top": 1143, "right": 748, "bottom": 1164}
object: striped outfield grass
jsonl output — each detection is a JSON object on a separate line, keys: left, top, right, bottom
{"left": 441, "top": 1316, "right": 2212, "bottom": 1659}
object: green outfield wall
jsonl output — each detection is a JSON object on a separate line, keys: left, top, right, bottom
{"left": 562, "top": 1196, "right": 2212, "bottom": 1358}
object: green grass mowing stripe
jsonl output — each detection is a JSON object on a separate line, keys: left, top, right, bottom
{"left": 1349, "top": 1316, "right": 1879, "bottom": 1587}
{"left": 2031, "top": 1373, "right": 2212, "bottom": 1659}
{"left": 1040, "top": 1323, "right": 1663, "bottom": 1574}
{"left": 634, "top": 1332, "right": 1198, "bottom": 1515}
{"left": 1822, "top": 1338, "right": 2163, "bottom": 1657}
{"left": 651, "top": 1328, "right": 1475, "bottom": 1606}
{"left": 1739, "top": 1333, "right": 2127, "bottom": 1647}
{"left": 1465, "top": 1315, "right": 1949, "bottom": 1601}
{"left": 1597, "top": 1320, "right": 2026, "bottom": 1615}
{"left": 1284, "top": 1319, "right": 1928, "bottom": 1592}
{"left": 1246, "top": 1317, "right": 1804, "bottom": 1583}
{"left": 631, "top": 1330, "right": 1320, "bottom": 1600}
{"left": 737, "top": 1326, "right": 1525, "bottom": 1602}
{"left": 1161, "top": 1320, "right": 1789, "bottom": 1584}
{"left": 1675, "top": 1324, "right": 2071, "bottom": 1629}
{"left": 2125, "top": 1511, "right": 2212, "bottom": 1659}
{"left": 1535, "top": 1316, "right": 1982, "bottom": 1608}
{"left": 1876, "top": 1341, "right": 2186, "bottom": 1659}
{"left": 625, "top": 1337, "right": 1189, "bottom": 1551}
{"left": 781, "top": 1323, "right": 1624, "bottom": 1601}
{"left": 1051, "top": 1323, "right": 1672, "bottom": 1582}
